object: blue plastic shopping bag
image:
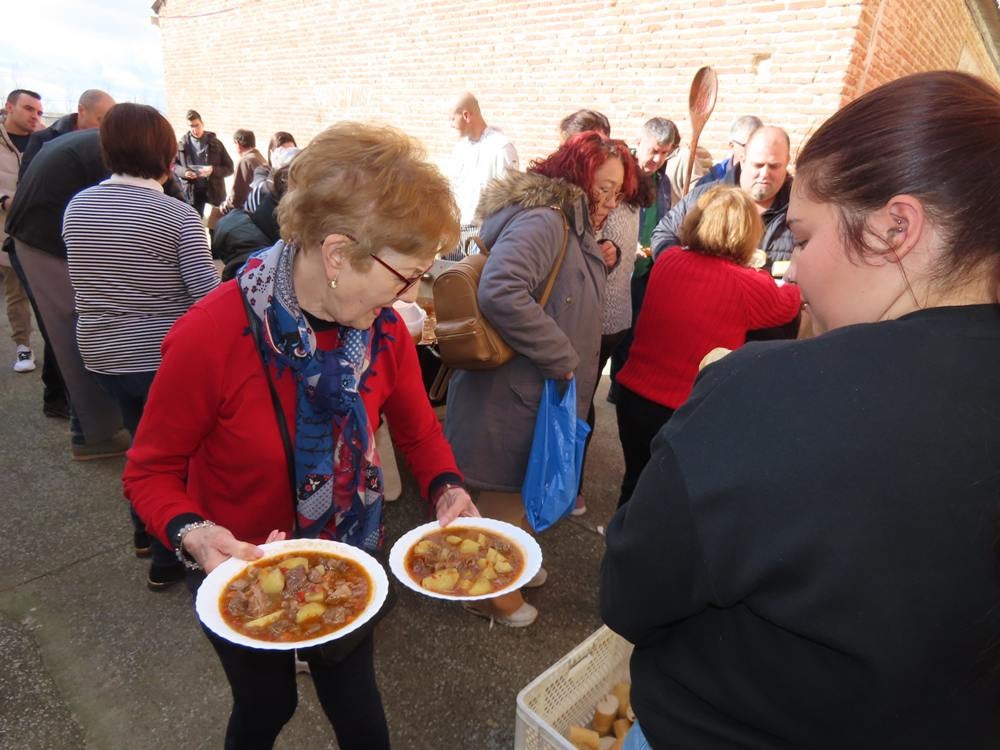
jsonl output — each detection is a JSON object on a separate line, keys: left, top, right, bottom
{"left": 522, "top": 378, "right": 592, "bottom": 532}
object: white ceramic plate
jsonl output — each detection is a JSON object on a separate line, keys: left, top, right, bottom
{"left": 195, "top": 539, "right": 389, "bottom": 650}
{"left": 388, "top": 518, "right": 542, "bottom": 601}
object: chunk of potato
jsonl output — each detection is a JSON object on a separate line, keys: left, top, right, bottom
{"left": 295, "top": 602, "right": 326, "bottom": 623}
{"left": 481, "top": 564, "right": 497, "bottom": 581}
{"left": 278, "top": 556, "right": 309, "bottom": 571}
{"left": 495, "top": 560, "right": 514, "bottom": 574}
{"left": 459, "top": 539, "right": 481, "bottom": 554}
{"left": 495, "top": 551, "right": 508, "bottom": 564}
{"left": 468, "top": 577, "right": 492, "bottom": 596}
{"left": 258, "top": 567, "right": 285, "bottom": 595}
{"left": 422, "top": 568, "right": 459, "bottom": 593}
{"left": 414, "top": 540, "right": 436, "bottom": 555}
{"left": 445, "top": 535, "right": 462, "bottom": 545}
{"left": 245, "top": 610, "right": 283, "bottom": 629}
{"left": 476, "top": 558, "right": 487, "bottom": 569}
{"left": 477, "top": 534, "right": 486, "bottom": 546}
{"left": 458, "top": 579, "right": 472, "bottom": 591}
{"left": 485, "top": 548, "right": 498, "bottom": 563}
{"left": 304, "top": 588, "right": 325, "bottom": 603}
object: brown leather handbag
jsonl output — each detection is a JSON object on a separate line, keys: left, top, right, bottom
{"left": 433, "top": 207, "right": 570, "bottom": 372}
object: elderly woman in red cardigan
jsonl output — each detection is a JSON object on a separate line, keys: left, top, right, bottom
{"left": 124, "top": 123, "right": 477, "bottom": 750}
{"left": 614, "top": 185, "right": 800, "bottom": 507}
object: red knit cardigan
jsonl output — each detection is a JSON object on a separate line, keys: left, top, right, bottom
{"left": 617, "top": 246, "right": 801, "bottom": 409}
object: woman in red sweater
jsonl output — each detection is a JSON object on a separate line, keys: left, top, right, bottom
{"left": 123, "top": 123, "right": 478, "bottom": 750}
{"left": 614, "top": 186, "right": 800, "bottom": 507}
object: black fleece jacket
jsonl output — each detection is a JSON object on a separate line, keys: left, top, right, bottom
{"left": 601, "top": 304, "right": 1000, "bottom": 749}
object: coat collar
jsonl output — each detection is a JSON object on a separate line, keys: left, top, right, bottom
{"left": 475, "top": 170, "right": 590, "bottom": 238}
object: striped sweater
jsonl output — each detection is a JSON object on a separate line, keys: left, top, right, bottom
{"left": 617, "top": 245, "right": 801, "bottom": 409}
{"left": 63, "top": 174, "right": 219, "bottom": 374}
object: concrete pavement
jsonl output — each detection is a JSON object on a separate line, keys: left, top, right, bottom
{"left": 0, "top": 307, "right": 626, "bottom": 750}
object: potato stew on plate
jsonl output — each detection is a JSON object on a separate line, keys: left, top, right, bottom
{"left": 405, "top": 527, "right": 523, "bottom": 596}
{"left": 221, "top": 551, "right": 371, "bottom": 642}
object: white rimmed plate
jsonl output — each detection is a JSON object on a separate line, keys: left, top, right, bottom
{"left": 388, "top": 518, "right": 542, "bottom": 601}
{"left": 195, "top": 539, "right": 389, "bottom": 650}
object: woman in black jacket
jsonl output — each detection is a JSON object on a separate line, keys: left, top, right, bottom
{"left": 601, "top": 71, "right": 1000, "bottom": 749}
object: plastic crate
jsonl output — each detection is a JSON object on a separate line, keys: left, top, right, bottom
{"left": 515, "top": 626, "right": 633, "bottom": 750}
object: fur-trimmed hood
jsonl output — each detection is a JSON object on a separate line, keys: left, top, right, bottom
{"left": 475, "top": 170, "right": 586, "bottom": 225}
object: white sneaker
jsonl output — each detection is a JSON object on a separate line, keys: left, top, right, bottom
{"left": 13, "top": 345, "right": 35, "bottom": 373}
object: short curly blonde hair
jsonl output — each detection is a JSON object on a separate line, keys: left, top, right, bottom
{"left": 679, "top": 185, "right": 763, "bottom": 265}
{"left": 277, "top": 122, "right": 459, "bottom": 266}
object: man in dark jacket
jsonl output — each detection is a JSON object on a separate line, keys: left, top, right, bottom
{"left": 19, "top": 89, "right": 114, "bottom": 177}
{"left": 651, "top": 125, "right": 795, "bottom": 268}
{"left": 5, "top": 128, "right": 128, "bottom": 458}
{"left": 11, "top": 89, "right": 113, "bottom": 417}
{"left": 173, "top": 109, "right": 234, "bottom": 219}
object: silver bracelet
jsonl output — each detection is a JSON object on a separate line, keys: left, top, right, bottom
{"left": 174, "top": 520, "right": 217, "bottom": 570}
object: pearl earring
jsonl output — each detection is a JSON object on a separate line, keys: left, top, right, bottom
{"left": 329, "top": 279, "right": 338, "bottom": 289}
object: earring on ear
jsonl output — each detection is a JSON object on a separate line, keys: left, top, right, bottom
{"left": 329, "top": 279, "right": 338, "bottom": 290}
{"left": 887, "top": 217, "right": 905, "bottom": 239}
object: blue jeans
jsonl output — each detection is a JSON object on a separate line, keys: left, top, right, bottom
{"left": 624, "top": 721, "right": 654, "bottom": 750}
{"left": 93, "top": 371, "right": 176, "bottom": 567}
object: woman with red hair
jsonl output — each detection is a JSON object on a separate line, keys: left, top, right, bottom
{"left": 445, "top": 131, "right": 638, "bottom": 627}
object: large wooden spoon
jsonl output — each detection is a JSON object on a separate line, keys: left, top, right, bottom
{"left": 683, "top": 66, "right": 719, "bottom": 196}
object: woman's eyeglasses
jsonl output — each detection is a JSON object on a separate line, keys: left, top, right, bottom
{"left": 594, "top": 185, "right": 623, "bottom": 205}
{"left": 337, "top": 232, "right": 427, "bottom": 297}
{"left": 369, "top": 254, "right": 425, "bottom": 297}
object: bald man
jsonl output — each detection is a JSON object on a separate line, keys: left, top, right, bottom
{"left": 651, "top": 125, "right": 795, "bottom": 267}
{"left": 20, "top": 89, "right": 115, "bottom": 176}
{"left": 448, "top": 92, "right": 519, "bottom": 235}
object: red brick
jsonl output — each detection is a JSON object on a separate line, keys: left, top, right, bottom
{"left": 155, "top": 0, "right": 1000, "bottom": 168}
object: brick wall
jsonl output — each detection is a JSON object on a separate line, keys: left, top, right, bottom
{"left": 155, "top": 0, "right": 997, "bottom": 170}
{"left": 844, "top": 0, "right": 1000, "bottom": 101}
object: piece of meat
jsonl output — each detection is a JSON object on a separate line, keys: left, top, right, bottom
{"left": 349, "top": 581, "right": 368, "bottom": 596}
{"left": 308, "top": 565, "right": 326, "bottom": 583}
{"left": 245, "top": 582, "right": 271, "bottom": 618}
{"left": 322, "top": 606, "right": 348, "bottom": 625}
{"left": 326, "top": 582, "right": 352, "bottom": 602}
{"left": 284, "top": 566, "right": 308, "bottom": 594}
{"left": 268, "top": 618, "right": 293, "bottom": 638}
{"left": 226, "top": 591, "right": 248, "bottom": 616}
{"left": 228, "top": 578, "right": 250, "bottom": 591}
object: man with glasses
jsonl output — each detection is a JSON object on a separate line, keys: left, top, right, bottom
{"left": 695, "top": 115, "right": 763, "bottom": 188}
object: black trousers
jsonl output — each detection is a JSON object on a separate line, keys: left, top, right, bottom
{"left": 204, "top": 626, "right": 390, "bottom": 750}
{"left": 615, "top": 384, "right": 675, "bottom": 508}
{"left": 579, "top": 330, "right": 629, "bottom": 494}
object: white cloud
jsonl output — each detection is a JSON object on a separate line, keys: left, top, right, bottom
{"left": 1, "top": 0, "right": 165, "bottom": 114}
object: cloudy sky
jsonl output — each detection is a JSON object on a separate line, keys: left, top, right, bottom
{"left": 1, "top": 0, "right": 166, "bottom": 117}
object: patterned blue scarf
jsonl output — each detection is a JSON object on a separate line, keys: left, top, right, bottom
{"left": 237, "top": 241, "right": 394, "bottom": 551}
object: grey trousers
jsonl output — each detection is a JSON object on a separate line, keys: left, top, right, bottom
{"left": 14, "top": 240, "right": 123, "bottom": 443}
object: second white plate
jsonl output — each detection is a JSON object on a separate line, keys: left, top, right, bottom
{"left": 388, "top": 518, "right": 542, "bottom": 601}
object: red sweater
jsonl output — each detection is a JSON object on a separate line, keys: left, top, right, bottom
{"left": 617, "top": 246, "right": 801, "bottom": 409}
{"left": 123, "top": 281, "right": 461, "bottom": 548}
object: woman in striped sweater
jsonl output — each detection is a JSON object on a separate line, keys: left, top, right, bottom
{"left": 63, "top": 103, "right": 219, "bottom": 589}
{"left": 614, "top": 186, "right": 800, "bottom": 507}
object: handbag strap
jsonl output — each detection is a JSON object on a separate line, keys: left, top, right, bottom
{"left": 239, "top": 290, "right": 301, "bottom": 536}
{"left": 475, "top": 206, "right": 569, "bottom": 304}
{"left": 536, "top": 207, "right": 570, "bottom": 307}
